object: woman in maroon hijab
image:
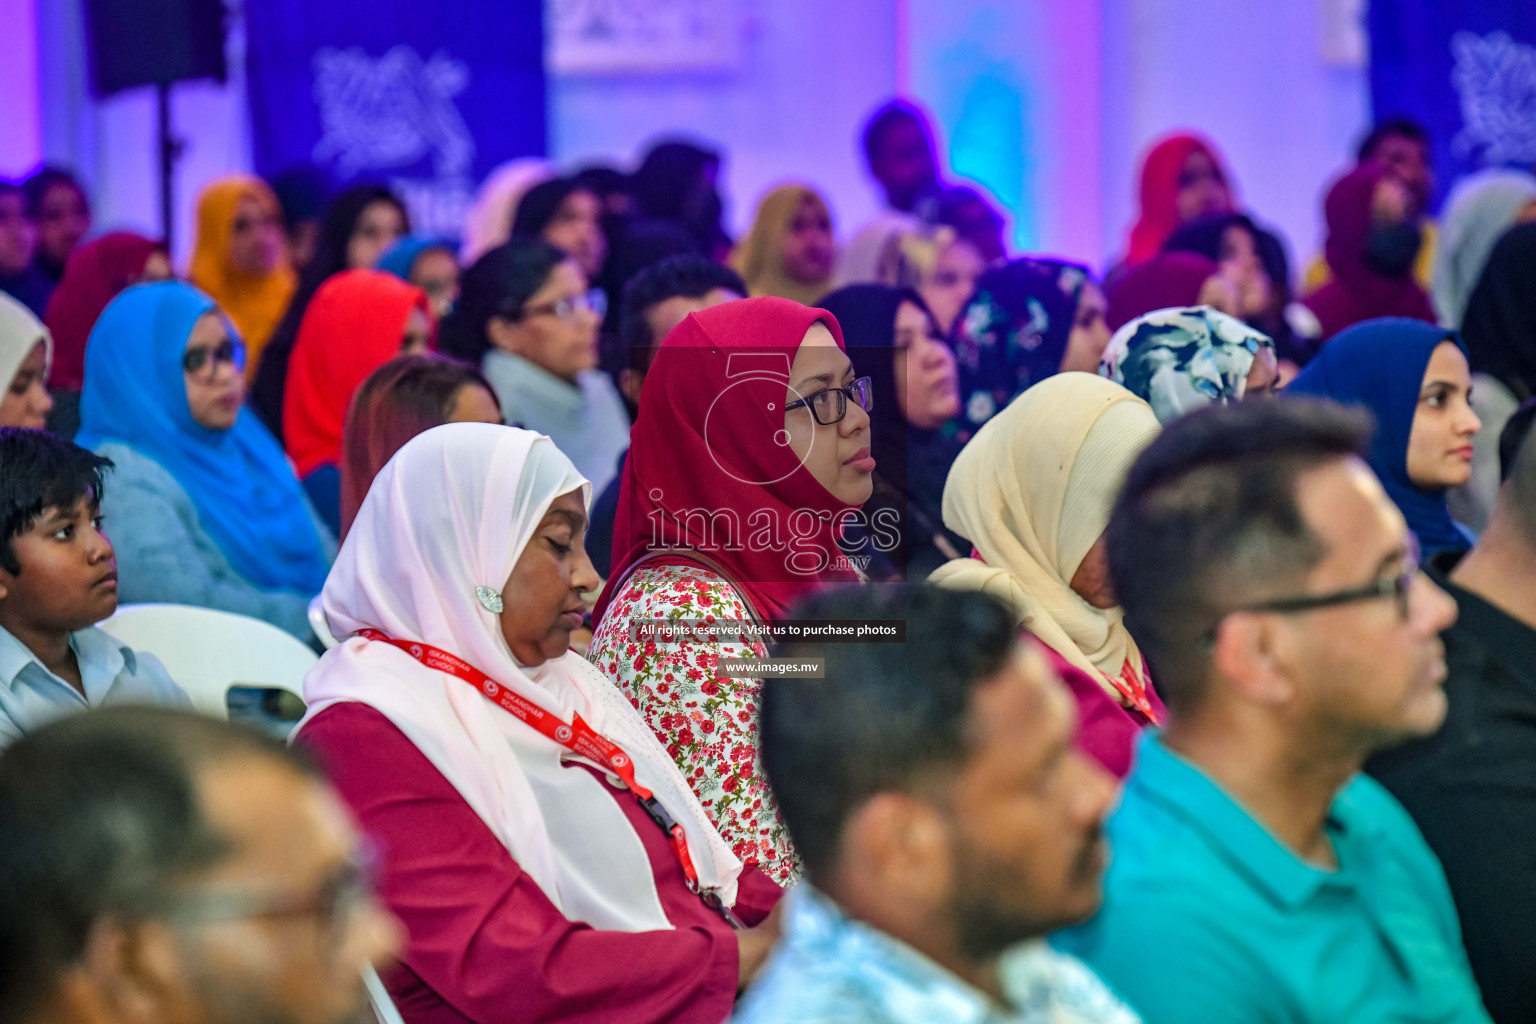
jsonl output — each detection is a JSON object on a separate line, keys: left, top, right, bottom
{"left": 1302, "top": 161, "right": 1436, "bottom": 341}
{"left": 589, "top": 296, "right": 875, "bottom": 883}
{"left": 43, "top": 232, "right": 170, "bottom": 389}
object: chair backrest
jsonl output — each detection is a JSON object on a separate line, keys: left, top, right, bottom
{"left": 309, "top": 593, "right": 340, "bottom": 649}
{"left": 364, "top": 965, "right": 406, "bottom": 1024}
{"left": 98, "top": 604, "right": 317, "bottom": 719}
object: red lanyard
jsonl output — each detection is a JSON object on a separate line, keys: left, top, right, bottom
{"left": 356, "top": 629, "right": 735, "bottom": 921}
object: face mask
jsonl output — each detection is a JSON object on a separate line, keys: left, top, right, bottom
{"left": 1364, "top": 222, "right": 1422, "bottom": 278}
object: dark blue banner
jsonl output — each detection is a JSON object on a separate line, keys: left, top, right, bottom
{"left": 1370, "top": 0, "right": 1536, "bottom": 211}
{"left": 245, "top": 0, "right": 546, "bottom": 238}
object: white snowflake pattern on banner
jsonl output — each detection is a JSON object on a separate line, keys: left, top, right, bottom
{"left": 1451, "top": 30, "right": 1536, "bottom": 167}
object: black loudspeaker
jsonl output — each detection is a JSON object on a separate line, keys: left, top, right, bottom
{"left": 83, "top": 0, "right": 227, "bottom": 97}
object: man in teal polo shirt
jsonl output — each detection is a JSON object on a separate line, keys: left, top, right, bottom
{"left": 1053, "top": 399, "right": 1493, "bottom": 1022}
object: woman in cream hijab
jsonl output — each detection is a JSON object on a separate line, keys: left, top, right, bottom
{"left": 730, "top": 183, "right": 836, "bottom": 305}
{"left": 0, "top": 293, "right": 54, "bottom": 429}
{"left": 296, "top": 423, "right": 782, "bottom": 1023}
{"left": 930, "top": 372, "right": 1164, "bottom": 776}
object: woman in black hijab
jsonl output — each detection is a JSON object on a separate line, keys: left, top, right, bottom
{"left": 817, "top": 283, "right": 968, "bottom": 581}
{"left": 250, "top": 184, "right": 410, "bottom": 437}
{"left": 631, "top": 141, "right": 730, "bottom": 261}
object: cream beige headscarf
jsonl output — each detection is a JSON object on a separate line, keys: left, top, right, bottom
{"left": 930, "top": 372, "right": 1160, "bottom": 703}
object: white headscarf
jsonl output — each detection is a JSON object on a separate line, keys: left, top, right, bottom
{"left": 301, "top": 423, "right": 742, "bottom": 931}
{"left": 0, "top": 293, "right": 51, "bottom": 396}
{"left": 929, "top": 373, "right": 1160, "bottom": 702}
{"left": 1433, "top": 168, "right": 1536, "bottom": 328}
{"left": 460, "top": 159, "right": 555, "bottom": 264}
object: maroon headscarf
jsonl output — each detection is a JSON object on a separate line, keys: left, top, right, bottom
{"left": 594, "top": 296, "right": 862, "bottom": 626}
{"left": 1302, "top": 162, "right": 1435, "bottom": 341}
{"left": 1104, "top": 251, "right": 1220, "bottom": 331}
{"left": 44, "top": 232, "right": 164, "bottom": 390}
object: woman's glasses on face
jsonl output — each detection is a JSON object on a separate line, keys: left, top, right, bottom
{"left": 521, "top": 289, "right": 607, "bottom": 324}
{"left": 183, "top": 338, "right": 246, "bottom": 379}
{"left": 784, "top": 376, "right": 874, "bottom": 426}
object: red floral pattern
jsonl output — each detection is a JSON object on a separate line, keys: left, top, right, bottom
{"left": 588, "top": 564, "right": 799, "bottom": 884}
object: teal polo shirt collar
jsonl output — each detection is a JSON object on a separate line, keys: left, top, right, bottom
{"left": 1129, "top": 732, "right": 1388, "bottom": 910}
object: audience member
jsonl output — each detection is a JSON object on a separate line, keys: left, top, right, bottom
{"left": 77, "top": 282, "right": 334, "bottom": 642}
{"left": 22, "top": 166, "right": 92, "bottom": 286}
{"left": 1105, "top": 250, "right": 1239, "bottom": 331}
{"left": 587, "top": 255, "right": 746, "bottom": 576}
{"left": 297, "top": 423, "right": 783, "bottom": 1023}
{"left": 284, "top": 269, "right": 435, "bottom": 534}
{"left": 1100, "top": 306, "right": 1278, "bottom": 423}
{"left": 1302, "top": 162, "right": 1436, "bottom": 340}
{"left": 861, "top": 99, "right": 943, "bottom": 215}
{"left": 1367, "top": 396, "right": 1536, "bottom": 1024}
{"left": 339, "top": 354, "right": 502, "bottom": 539}
{"left": 1121, "top": 133, "right": 1235, "bottom": 268}
{"left": 1287, "top": 318, "right": 1480, "bottom": 561}
{"left": 1162, "top": 212, "right": 1320, "bottom": 368}
{"left": 819, "top": 284, "right": 967, "bottom": 581}
{"left": 1305, "top": 118, "right": 1439, "bottom": 293}
{"left": 951, "top": 259, "right": 1109, "bottom": 437}
{"left": 0, "top": 430, "right": 188, "bottom": 744}
{"left": 931, "top": 373, "right": 1164, "bottom": 777}
{"left": 929, "top": 183, "right": 1008, "bottom": 264}
{"left": 456, "top": 238, "right": 631, "bottom": 497}
{"left": 189, "top": 175, "right": 298, "bottom": 379}
{"left": 589, "top": 298, "right": 874, "bottom": 881}
{"left": 377, "top": 235, "right": 461, "bottom": 318}
{"left": 460, "top": 157, "right": 553, "bottom": 264}
{"left": 269, "top": 163, "right": 335, "bottom": 274}
{"left": 0, "top": 295, "right": 54, "bottom": 430}
{"left": 0, "top": 705, "right": 400, "bottom": 1024}
{"left": 925, "top": 230, "right": 989, "bottom": 333}
{"left": 512, "top": 176, "right": 608, "bottom": 280}
{"left": 0, "top": 181, "right": 50, "bottom": 316}
{"left": 833, "top": 215, "right": 987, "bottom": 336}
{"left": 1432, "top": 169, "right": 1536, "bottom": 328}
{"left": 738, "top": 584, "right": 1135, "bottom": 1024}
{"left": 632, "top": 139, "right": 731, "bottom": 260}
{"left": 250, "top": 184, "right": 411, "bottom": 436}
{"left": 1455, "top": 223, "right": 1536, "bottom": 530}
{"left": 43, "top": 232, "right": 171, "bottom": 436}
{"left": 732, "top": 184, "right": 836, "bottom": 306}
{"left": 1055, "top": 398, "right": 1488, "bottom": 1023}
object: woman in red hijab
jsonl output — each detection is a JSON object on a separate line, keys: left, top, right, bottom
{"left": 284, "top": 269, "right": 435, "bottom": 534}
{"left": 1302, "top": 161, "right": 1436, "bottom": 341}
{"left": 1124, "top": 133, "right": 1235, "bottom": 266}
{"left": 588, "top": 296, "right": 875, "bottom": 883}
{"left": 42, "top": 233, "right": 171, "bottom": 432}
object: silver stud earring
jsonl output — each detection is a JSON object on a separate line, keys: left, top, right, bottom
{"left": 475, "top": 586, "right": 504, "bottom": 613}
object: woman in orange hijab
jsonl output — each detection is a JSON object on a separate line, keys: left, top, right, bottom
{"left": 189, "top": 176, "right": 296, "bottom": 374}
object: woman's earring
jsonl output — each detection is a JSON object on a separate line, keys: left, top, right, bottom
{"left": 475, "top": 586, "right": 504, "bottom": 613}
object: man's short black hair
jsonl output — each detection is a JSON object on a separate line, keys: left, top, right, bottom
{"left": 618, "top": 254, "right": 746, "bottom": 370}
{"left": 1503, "top": 399, "right": 1536, "bottom": 542}
{"left": 0, "top": 429, "right": 112, "bottom": 575}
{"left": 861, "top": 100, "right": 930, "bottom": 167}
{"left": 761, "top": 584, "right": 1017, "bottom": 883}
{"left": 0, "top": 707, "right": 319, "bottom": 1020}
{"left": 1357, "top": 116, "right": 1430, "bottom": 162}
{"left": 1105, "top": 399, "right": 1373, "bottom": 711}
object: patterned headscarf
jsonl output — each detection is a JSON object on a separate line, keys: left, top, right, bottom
{"left": 1100, "top": 306, "right": 1274, "bottom": 423}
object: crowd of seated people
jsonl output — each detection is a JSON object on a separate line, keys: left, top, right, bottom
{"left": 5, "top": 95, "right": 1536, "bottom": 1024}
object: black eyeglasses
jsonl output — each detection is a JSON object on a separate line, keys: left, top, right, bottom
{"left": 182, "top": 338, "right": 246, "bottom": 378}
{"left": 784, "top": 376, "right": 874, "bottom": 426}
{"left": 1203, "top": 549, "right": 1421, "bottom": 647}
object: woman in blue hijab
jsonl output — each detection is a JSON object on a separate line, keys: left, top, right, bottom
{"left": 1285, "top": 318, "right": 1482, "bottom": 561}
{"left": 76, "top": 281, "right": 335, "bottom": 641}
{"left": 377, "top": 235, "right": 460, "bottom": 318}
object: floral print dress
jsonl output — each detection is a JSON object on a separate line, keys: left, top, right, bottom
{"left": 588, "top": 562, "right": 799, "bottom": 885}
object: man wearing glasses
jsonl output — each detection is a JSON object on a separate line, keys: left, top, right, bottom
{"left": 1054, "top": 399, "right": 1493, "bottom": 1023}
{"left": 0, "top": 706, "right": 401, "bottom": 1024}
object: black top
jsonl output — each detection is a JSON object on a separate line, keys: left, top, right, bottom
{"left": 1366, "top": 550, "right": 1536, "bottom": 1024}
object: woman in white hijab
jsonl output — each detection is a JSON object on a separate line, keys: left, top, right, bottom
{"left": 0, "top": 293, "right": 54, "bottom": 429}
{"left": 296, "top": 422, "right": 783, "bottom": 1024}
{"left": 1432, "top": 168, "right": 1536, "bottom": 328}
{"left": 930, "top": 372, "right": 1164, "bottom": 778}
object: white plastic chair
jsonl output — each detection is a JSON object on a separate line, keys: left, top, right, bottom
{"left": 309, "top": 593, "right": 340, "bottom": 649}
{"left": 98, "top": 604, "right": 317, "bottom": 719}
{"left": 364, "top": 965, "right": 405, "bottom": 1024}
